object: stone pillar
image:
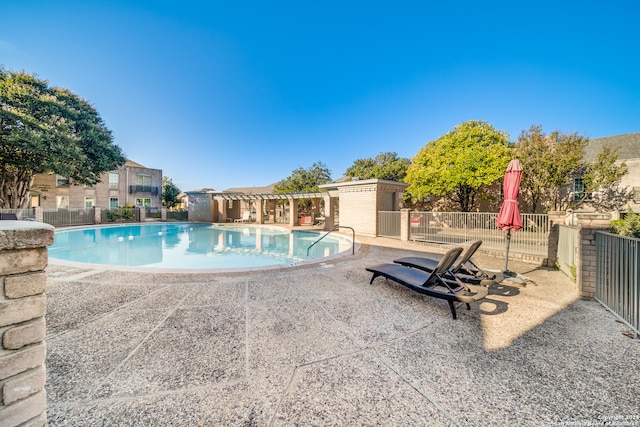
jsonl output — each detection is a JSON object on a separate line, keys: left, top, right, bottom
{"left": 161, "top": 208, "right": 167, "bottom": 222}
{"left": 322, "top": 194, "right": 336, "bottom": 231}
{"left": 256, "top": 201, "right": 265, "bottom": 225}
{"left": 287, "top": 197, "right": 297, "bottom": 227}
{"left": 400, "top": 209, "right": 411, "bottom": 242}
{"left": 93, "top": 207, "right": 102, "bottom": 224}
{"left": 0, "top": 220, "right": 54, "bottom": 427}
{"left": 546, "top": 211, "right": 566, "bottom": 268}
{"left": 32, "top": 207, "right": 43, "bottom": 223}
{"left": 576, "top": 213, "right": 611, "bottom": 298}
{"left": 139, "top": 207, "right": 146, "bottom": 222}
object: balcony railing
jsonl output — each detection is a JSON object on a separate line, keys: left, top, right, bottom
{"left": 129, "top": 185, "right": 159, "bottom": 195}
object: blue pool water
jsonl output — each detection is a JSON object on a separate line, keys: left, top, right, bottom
{"left": 48, "top": 223, "right": 351, "bottom": 270}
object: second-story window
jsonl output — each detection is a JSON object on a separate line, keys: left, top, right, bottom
{"left": 109, "top": 173, "right": 119, "bottom": 190}
{"left": 56, "top": 175, "right": 69, "bottom": 187}
{"left": 136, "top": 174, "right": 151, "bottom": 187}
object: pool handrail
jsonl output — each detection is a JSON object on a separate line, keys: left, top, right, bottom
{"left": 306, "top": 225, "right": 355, "bottom": 257}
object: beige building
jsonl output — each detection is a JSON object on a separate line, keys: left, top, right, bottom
{"left": 30, "top": 159, "right": 162, "bottom": 209}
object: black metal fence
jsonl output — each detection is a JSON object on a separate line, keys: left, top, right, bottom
{"left": 595, "top": 231, "right": 640, "bottom": 336}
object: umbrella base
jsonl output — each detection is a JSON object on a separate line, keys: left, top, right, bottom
{"left": 483, "top": 269, "right": 536, "bottom": 286}
{"left": 502, "top": 270, "right": 535, "bottom": 286}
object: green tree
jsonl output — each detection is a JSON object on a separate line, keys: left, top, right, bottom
{"left": 0, "top": 67, "right": 125, "bottom": 208}
{"left": 274, "top": 161, "right": 332, "bottom": 211}
{"left": 273, "top": 161, "right": 332, "bottom": 193}
{"left": 345, "top": 152, "right": 410, "bottom": 181}
{"left": 514, "top": 125, "right": 625, "bottom": 213}
{"left": 580, "top": 145, "right": 629, "bottom": 212}
{"left": 405, "top": 120, "right": 512, "bottom": 212}
{"left": 162, "top": 176, "right": 182, "bottom": 208}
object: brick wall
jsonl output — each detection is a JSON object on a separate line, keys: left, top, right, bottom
{"left": 339, "top": 183, "right": 379, "bottom": 236}
{"left": 0, "top": 221, "right": 54, "bottom": 427}
{"left": 576, "top": 213, "right": 611, "bottom": 298}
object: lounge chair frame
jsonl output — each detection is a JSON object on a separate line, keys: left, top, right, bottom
{"left": 366, "top": 247, "right": 488, "bottom": 319}
{"left": 394, "top": 240, "right": 497, "bottom": 286}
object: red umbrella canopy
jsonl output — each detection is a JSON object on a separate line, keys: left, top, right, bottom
{"left": 496, "top": 159, "right": 523, "bottom": 231}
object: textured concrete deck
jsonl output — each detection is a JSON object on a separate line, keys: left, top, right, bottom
{"left": 45, "top": 237, "right": 640, "bottom": 426}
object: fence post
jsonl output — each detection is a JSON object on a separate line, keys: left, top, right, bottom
{"left": 32, "top": 207, "right": 43, "bottom": 223}
{"left": 93, "top": 207, "right": 101, "bottom": 224}
{"left": 546, "top": 211, "right": 566, "bottom": 268}
{"left": 139, "top": 207, "right": 146, "bottom": 222}
{"left": 400, "top": 209, "right": 411, "bottom": 242}
{"left": 0, "top": 220, "right": 54, "bottom": 426}
{"left": 576, "top": 213, "right": 611, "bottom": 298}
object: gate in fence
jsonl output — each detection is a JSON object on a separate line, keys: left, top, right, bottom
{"left": 557, "top": 225, "right": 578, "bottom": 280}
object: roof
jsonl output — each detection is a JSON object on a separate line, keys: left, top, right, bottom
{"left": 124, "top": 159, "right": 146, "bottom": 168}
{"left": 585, "top": 132, "right": 640, "bottom": 162}
{"left": 224, "top": 184, "right": 276, "bottom": 194}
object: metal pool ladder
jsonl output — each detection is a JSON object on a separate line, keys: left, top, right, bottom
{"left": 307, "top": 225, "right": 355, "bottom": 257}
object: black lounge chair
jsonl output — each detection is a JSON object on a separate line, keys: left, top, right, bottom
{"left": 366, "top": 247, "right": 488, "bottom": 319}
{"left": 0, "top": 213, "right": 19, "bottom": 220}
{"left": 394, "top": 240, "right": 498, "bottom": 286}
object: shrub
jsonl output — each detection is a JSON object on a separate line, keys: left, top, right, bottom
{"left": 610, "top": 209, "right": 640, "bottom": 238}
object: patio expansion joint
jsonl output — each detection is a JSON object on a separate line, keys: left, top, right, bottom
{"left": 84, "top": 289, "right": 195, "bottom": 400}
{"left": 46, "top": 285, "right": 173, "bottom": 340}
{"left": 371, "top": 347, "right": 462, "bottom": 427}
{"left": 47, "top": 268, "right": 108, "bottom": 283}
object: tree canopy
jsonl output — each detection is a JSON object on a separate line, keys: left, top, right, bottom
{"left": 405, "top": 120, "right": 512, "bottom": 212}
{"left": 273, "top": 161, "right": 332, "bottom": 193}
{"left": 162, "top": 176, "right": 182, "bottom": 208}
{"left": 0, "top": 67, "right": 125, "bottom": 208}
{"left": 514, "top": 125, "right": 628, "bottom": 212}
{"left": 345, "top": 152, "right": 410, "bottom": 182}
{"left": 580, "top": 145, "right": 629, "bottom": 212}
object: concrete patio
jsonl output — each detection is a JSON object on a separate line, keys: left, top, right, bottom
{"left": 45, "top": 237, "right": 640, "bottom": 426}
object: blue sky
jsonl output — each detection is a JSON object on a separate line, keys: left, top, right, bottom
{"left": 2, "top": 1, "right": 639, "bottom": 192}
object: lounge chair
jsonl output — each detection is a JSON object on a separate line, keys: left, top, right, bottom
{"left": 234, "top": 211, "right": 251, "bottom": 223}
{"left": 366, "top": 247, "right": 488, "bottom": 319}
{"left": 0, "top": 213, "right": 19, "bottom": 220}
{"left": 394, "top": 240, "right": 499, "bottom": 286}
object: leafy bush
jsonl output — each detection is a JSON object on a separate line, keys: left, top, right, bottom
{"left": 610, "top": 209, "right": 640, "bottom": 238}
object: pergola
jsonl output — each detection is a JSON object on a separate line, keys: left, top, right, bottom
{"left": 186, "top": 190, "right": 336, "bottom": 228}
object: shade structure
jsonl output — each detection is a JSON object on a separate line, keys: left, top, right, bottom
{"left": 496, "top": 159, "right": 523, "bottom": 273}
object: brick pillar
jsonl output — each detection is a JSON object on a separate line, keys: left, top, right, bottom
{"left": 576, "top": 213, "right": 611, "bottom": 298}
{"left": 0, "top": 220, "right": 54, "bottom": 427}
{"left": 255, "top": 202, "right": 264, "bottom": 225}
{"left": 139, "top": 207, "right": 146, "bottom": 222}
{"left": 32, "top": 207, "right": 43, "bottom": 223}
{"left": 288, "top": 196, "right": 298, "bottom": 227}
{"left": 161, "top": 208, "right": 167, "bottom": 222}
{"left": 93, "top": 207, "right": 101, "bottom": 224}
{"left": 400, "top": 209, "right": 411, "bottom": 242}
{"left": 322, "top": 195, "right": 336, "bottom": 231}
{"left": 546, "top": 211, "right": 566, "bottom": 268}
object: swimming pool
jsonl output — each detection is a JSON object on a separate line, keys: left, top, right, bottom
{"left": 48, "top": 223, "right": 353, "bottom": 271}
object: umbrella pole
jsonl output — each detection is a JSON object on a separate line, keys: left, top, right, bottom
{"left": 504, "top": 229, "right": 512, "bottom": 274}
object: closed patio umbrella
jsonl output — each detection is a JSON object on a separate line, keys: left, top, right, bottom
{"left": 496, "top": 159, "right": 523, "bottom": 275}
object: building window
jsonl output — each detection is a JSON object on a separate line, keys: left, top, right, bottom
{"left": 85, "top": 196, "right": 96, "bottom": 208}
{"left": 56, "top": 196, "right": 69, "bottom": 209}
{"left": 109, "top": 173, "right": 119, "bottom": 190}
{"left": 135, "top": 198, "right": 151, "bottom": 208}
{"left": 573, "top": 177, "right": 592, "bottom": 201}
{"left": 56, "top": 175, "right": 69, "bottom": 187}
{"left": 136, "top": 174, "right": 152, "bottom": 187}
{"left": 109, "top": 197, "right": 119, "bottom": 209}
